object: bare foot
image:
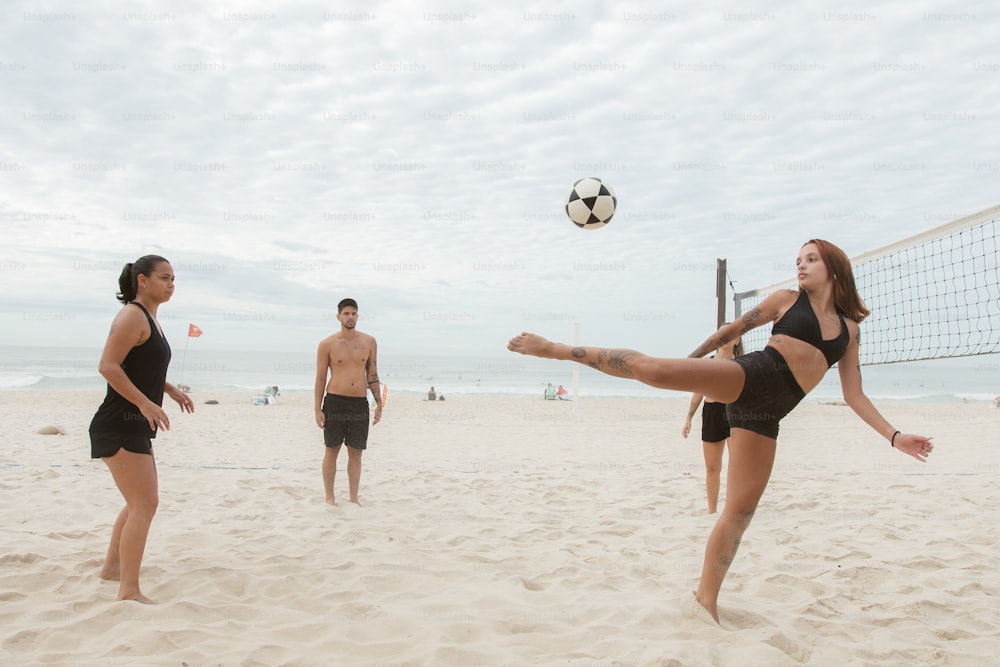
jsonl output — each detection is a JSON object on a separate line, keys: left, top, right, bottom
{"left": 325, "top": 496, "right": 336, "bottom": 506}
{"left": 350, "top": 497, "right": 362, "bottom": 507}
{"left": 507, "top": 332, "right": 554, "bottom": 358}
{"left": 99, "top": 565, "right": 120, "bottom": 581}
{"left": 118, "top": 589, "right": 157, "bottom": 604}
{"left": 694, "top": 590, "right": 721, "bottom": 625}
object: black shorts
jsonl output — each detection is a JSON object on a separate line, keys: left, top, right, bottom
{"left": 90, "top": 432, "right": 153, "bottom": 459}
{"left": 322, "top": 393, "right": 370, "bottom": 450}
{"left": 701, "top": 401, "right": 730, "bottom": 442}
{"left": 726, "top": 347, "right": 806, "bottom": 440}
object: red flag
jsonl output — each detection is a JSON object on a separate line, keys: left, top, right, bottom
{"left": 188, "top": 323, "right": 204, "bottom": 338}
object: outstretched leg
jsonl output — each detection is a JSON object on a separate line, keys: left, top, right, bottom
{"left": 695, "top": 428, "right": 776, "bottom": 623}
{"left": 508, "top": 332, "right": 745, "bottom": 403}
{"left": 102, "top": 449, "right": 159, "bottom": 603}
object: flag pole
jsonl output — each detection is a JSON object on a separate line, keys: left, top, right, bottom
{"left": 179, "top": 323, "right": 202, "bottom": 389}
{"left": 179, "top": 333, "right": 190, "bottom": 386}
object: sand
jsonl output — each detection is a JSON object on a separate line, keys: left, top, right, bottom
{"left": 1, "top": 389, "right": 998, "bottom": 666}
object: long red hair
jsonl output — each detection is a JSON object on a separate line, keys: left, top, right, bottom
{"left": 804, "top": 239, "right": 870, "bottom": 322}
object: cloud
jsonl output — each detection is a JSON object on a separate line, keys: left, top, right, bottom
{"left": 1, "top": 1, "right": 997, "bottom": 359}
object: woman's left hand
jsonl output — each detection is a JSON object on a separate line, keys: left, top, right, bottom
{"left": 166, "top": 385, "right": 196, "bottom": 414}
{"left": 893, "top": 433, "right": 933, "bottom": 462}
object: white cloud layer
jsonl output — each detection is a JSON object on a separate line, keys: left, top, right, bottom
{"left": 1, "top": 0, "right": 997, "bottom": 357}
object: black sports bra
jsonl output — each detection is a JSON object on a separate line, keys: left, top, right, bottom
{"left": 771, "top": 290, "right": 848, "bottom": 367}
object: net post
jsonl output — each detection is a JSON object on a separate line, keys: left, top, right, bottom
{"left": 716, "top": 258, "right": 727, "bottom": 328}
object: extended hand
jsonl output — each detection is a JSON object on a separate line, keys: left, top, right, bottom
{"left": 167, "top": 386, "right": 195, "bottom": 414}
{"left": 894, "top": 433, "right": 934, "bottom": 462}
{"left": 140, "top": 402, "right": 171, "bottom": 431}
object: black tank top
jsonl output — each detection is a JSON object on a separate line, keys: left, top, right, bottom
{"left": 89, "top": 302, "right": 172, "bottom": 437}
{"left": 770, "top": 290, "right": 848, "bottom": 367}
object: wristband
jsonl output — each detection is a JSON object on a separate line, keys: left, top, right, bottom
{"left": 890, "top": 430, "right": 900, "bottom": 447}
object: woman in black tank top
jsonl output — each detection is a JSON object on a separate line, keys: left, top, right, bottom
{"left": 89, "top": 255, "right": 194, "bottom": 603}
{"left": 508, "top": 239, "right": 934, "bottom": 625}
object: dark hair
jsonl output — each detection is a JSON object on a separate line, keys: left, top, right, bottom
{"left": 338, "top": 298, "right": 358, "bottom": 313}
{"left": 116, "top": 255, "right": 169, "bottom": 303}
{"left": 803, "top": 239, "right": 870, "bottom": 322}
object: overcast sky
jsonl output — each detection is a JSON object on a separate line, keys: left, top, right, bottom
{"left": 1, "top": 0, "right": 997, "bottom": 359}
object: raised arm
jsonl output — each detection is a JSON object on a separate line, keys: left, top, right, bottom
{"left": 688, "top": 290, "right": 792, "bottom": 359}
{"left": 838, "top": 323, "right": 933, "bottom": 462}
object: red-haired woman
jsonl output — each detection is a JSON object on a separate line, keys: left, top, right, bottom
{"left": 508, "top": 239, "right": 933, "bottom": 624}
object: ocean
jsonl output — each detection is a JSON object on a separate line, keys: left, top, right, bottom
{"left": 0, "top": 344, "right": 996, "bottom": 403}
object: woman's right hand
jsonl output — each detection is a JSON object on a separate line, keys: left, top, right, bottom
{"left": 140, "top": 401, "right": 171, "bottom": 431}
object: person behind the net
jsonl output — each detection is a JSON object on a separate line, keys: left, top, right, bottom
{"left": 508, "top": 239, "right": 933, "bottom": 624}
{"left": 681, "top": 331, "right": 742, "bottom": 515}
{"left": 89, "top": 255, "right": 195, "bottom": 603}
{"left": 314, "top": 298, "right": 382, "bottom": 505}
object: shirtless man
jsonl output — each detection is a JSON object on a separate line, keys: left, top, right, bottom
{"left": 314, "top": 298, "right": 382, "bottom": 505}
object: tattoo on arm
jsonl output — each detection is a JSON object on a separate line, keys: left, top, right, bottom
{"left": 689, "top": 337, "right": 718, "bottom": 359}
{"left": 571, "top": 347, "right": 585, "bottom": 358}
{"left": 366, "top": 339, "right": 381, "bottom": 405}
{"left": 739, "top": 307, "right": 763, "bottom": 334}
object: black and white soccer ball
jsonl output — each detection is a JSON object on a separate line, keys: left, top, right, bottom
{"left": 564, "top": 177, "right": 617, "bottom": 230}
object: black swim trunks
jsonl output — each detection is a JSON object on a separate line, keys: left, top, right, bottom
{"left": 90, "top": 432, "right": 153, "bottom": 459}
{"left": 322, "top": 393, "right": 370, "bottom": 450}
{"left": 726, "top": 346, "right": 806, "bottom": 440}
{"left": 701, "top": 401, "right": 731, "bottom": 443}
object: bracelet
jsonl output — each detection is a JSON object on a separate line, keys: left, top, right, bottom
{"left": 890, "top": 430, "right": 901, "bottom": 447}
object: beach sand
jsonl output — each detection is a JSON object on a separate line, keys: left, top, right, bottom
{"left": 2, "top": 389, "right": 998, "bottom": 665}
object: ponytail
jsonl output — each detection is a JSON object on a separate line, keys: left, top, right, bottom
{"left": 115, "top": 255, "right": 169, "bottom": 303}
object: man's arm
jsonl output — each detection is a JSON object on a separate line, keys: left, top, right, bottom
{"left": 314, "top": 340, "right": 329, "bottom": 428}
{"left": 367, "top": 337, "right": 383, "bottom": 424}
{"left": 366, "top": 337, "right": 381, "bottom": 403}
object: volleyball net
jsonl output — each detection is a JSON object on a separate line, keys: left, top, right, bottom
{"left": 732, "top": 204, "right": 1000, "bottom": 365}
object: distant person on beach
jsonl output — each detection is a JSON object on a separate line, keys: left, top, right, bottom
{"left": 89, "top": 255, "right": 195, "bottom": 603}
{"left": 682, "top": 332, "right": 743, "bottom": 514}
{"left": 315, "top": 298, "right": 382, "bottom": 505}
{"left": 427, "top": 386, "right": 436, "bottom": 401}
{"left": 556, "top": 385, "right": 569, "bottom": 400}
{"left": 508, "top": 239, "right": 933, "bottom": 624}
{"left": 544, "top": 382, "right": 556, "bottom": 400}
